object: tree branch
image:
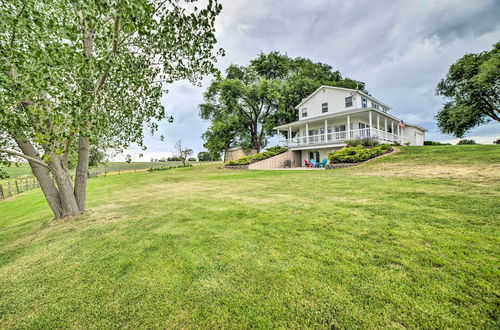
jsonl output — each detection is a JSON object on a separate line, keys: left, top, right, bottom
{"left": 0, "top": 148, "right": 50, "bottom": 169}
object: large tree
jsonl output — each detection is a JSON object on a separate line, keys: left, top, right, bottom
{"left": 0, "top": 0, "right": 222, "bottom": 218}
{"left": 436, "top": 42, "right": 499, "bottom": 137}
{"left": 199, "top": 52, "right": 366, "bottom": 153}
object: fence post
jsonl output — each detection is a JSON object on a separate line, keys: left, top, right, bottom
{"left": 15, "top": 180, "right": 20, "bottom": 194}
{"left": 0, "top": 184, "right": 4, "bottom": 200}
{"left": 25, "top": 178, "right": 29, "bottom": 191}
{"left": 32, "top": 178, "right": 35, "bottom": 189}
{"left": 8, "top": 182, "right": 12, "bottom": 197}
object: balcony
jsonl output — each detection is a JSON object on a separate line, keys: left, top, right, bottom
{"left": 279, "top": 128, "right": 408, "bottom": 148}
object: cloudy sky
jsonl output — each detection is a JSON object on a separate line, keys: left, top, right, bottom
{"left": 122, "top": 0, "right": 500, "bottom": 160}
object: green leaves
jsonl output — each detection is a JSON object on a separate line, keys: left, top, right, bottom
{"left": 1, "top": 0, "right": 223, "bottom": 156}
{"left": 0, "top": 0, "right": 222, "bottom": 213}
{"left": 436, "top": 42, "right": 499, "bottom": 137}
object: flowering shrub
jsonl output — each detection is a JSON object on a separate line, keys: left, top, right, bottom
{"left": 226, "top": 146, "right": 287, "bottom": 165}
{"left": 328, "top": 144, "right": 392, "bottom": 163}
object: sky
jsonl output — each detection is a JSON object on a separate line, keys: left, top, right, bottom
{"left": 121, "top": 0, "right": 500, "bottom": 161}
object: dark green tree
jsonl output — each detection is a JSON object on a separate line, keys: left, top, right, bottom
{"left": 197, "top": 151, "right": 221, "bottom": 161}
{"left": 436, "top": 42, "right": 499, "bottom": 137}
{"left": 200, "top": 52, "right": 365, "bottom": 153}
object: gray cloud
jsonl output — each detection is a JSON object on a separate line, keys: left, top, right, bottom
{"left": 123, "top": 0, "right": 500, "bottom": 160}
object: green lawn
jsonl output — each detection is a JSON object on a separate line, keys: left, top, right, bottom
{"left": 0, "top": 146, "right": 499, "bottom": 328}
{"left": 1, "top": 161, "right": 194, "bottom": 179}
{"left": 0, "top": 161, "right": 198, "bottom": 197}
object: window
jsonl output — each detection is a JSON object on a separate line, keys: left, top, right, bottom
{"left": 362, "top": 98, "right": 367, "bottom": 108}
{"left": 302, "top": 108, "right": 307, "bottom": 117}
{"left": 382, "top": 106, "right": 388, "bottom": 113}
{"left": 372, "top": 102, "right": 379, "bottom": 110}
{"left": 334, "top": 125, "right": 346, "bottom": 132}
{"left": 322, "top": 102, "right": 328, "bottom": 113}
{"left": 345, "top": 96, "right": 353, "bottom": 107}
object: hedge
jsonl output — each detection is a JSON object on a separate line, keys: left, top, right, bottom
{"left": 328, "top": 144, "right": 392, "bottom": 163}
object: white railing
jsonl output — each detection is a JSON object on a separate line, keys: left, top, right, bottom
{"left": 279, "top": 128, "right": 408, "bottom": 147}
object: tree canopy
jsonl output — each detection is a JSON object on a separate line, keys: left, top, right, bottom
{"left": 197, "top": 151, "right": 221, "bottom": 161}
{"left": 436, "top": 42, "right": 499, "bottom": 137}
{"left": 199, "top": 52, "right": 366, "bottom": 153}
{"left": 0, "top": 0, "right": 222, "bottom": 218}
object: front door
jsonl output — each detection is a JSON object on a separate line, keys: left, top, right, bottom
{"left": 309, "top": 151, "right": 320, "bottom": 162}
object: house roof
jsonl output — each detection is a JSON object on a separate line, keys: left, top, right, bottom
{"left": 273, "top": 107, "right": 427, "bottom": 132}
{"left": 294, "top": 85, "right": 392, "bottom": 110}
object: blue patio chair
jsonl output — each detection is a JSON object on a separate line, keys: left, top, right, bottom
{"left": 319, "top": 159, "right": 328, "bottom": 168}
{"left": 310, "top": 159, "right": 317, "bottom": 167}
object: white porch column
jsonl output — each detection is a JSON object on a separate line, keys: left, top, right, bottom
{"left": 377, "top": 114, "right": 380, "bottom": 138}
{"left": 305, "top": 122, "right": 309, "bottom": 145}
{"left": 397, "top": 122, "right": 400, "bottom": 142}
{"left": 369, "top": 111, "right": 373, "bottom": 137}
{"left": 384, "top": 118, "right": 388, "bottom": 141}
{"left": 346, "top": 115, "right": 350, "bottom": 140}
{"left": 288, "top": 127, "right": 292, "bottom": 147}
{"left": 324, "top": 119, "right": 328, "bottom": 142}
{"left": 391, "top": 121, "right": 394, "bottom": 139}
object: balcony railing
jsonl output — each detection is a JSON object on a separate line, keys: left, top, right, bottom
{"left": 279, "top": 128, "right": 408, "bottom": 148}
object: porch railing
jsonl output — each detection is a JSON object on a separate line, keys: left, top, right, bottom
{"left": 279, "top": 128, "right": 408, "bottom": 147}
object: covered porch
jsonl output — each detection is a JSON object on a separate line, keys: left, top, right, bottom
{"left": 275, "top": 109, "right": 409, "bottom": 149}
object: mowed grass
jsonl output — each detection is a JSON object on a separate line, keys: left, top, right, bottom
{"left": 1, "top": 161, "right": 193, "bottom": 179}
{"left": 0, "top": 146, "right": 499, "bottom": 328}
{"left": 0, "top": 161, "right": 196, "bottom": 193}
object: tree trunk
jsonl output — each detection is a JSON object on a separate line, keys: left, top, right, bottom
{"left": 15, "top": 140, "right": 63, "bottom": 218}
{"left": 74, "top": 136, "right": 90, "bottom": 212}
{"left": 251, "top": 122, "right": 260, "bottom": 152}
{"left": 49, "top": 156, "right": 81, "bottom": 217}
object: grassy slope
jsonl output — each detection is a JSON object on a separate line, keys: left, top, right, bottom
{"left": 1, "top": 161, "right": 190, "bottom": 178}
{"left": 0, "top": 145, "right": 499, "bottom": 328}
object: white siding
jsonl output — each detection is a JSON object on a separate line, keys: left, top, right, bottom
{"left": 297, "top": 87, "right": 390, "bottom": 120}
{"left": 403, "top": 126, "right": 425, "bottom": 146}
{"left": 298, "top": 88, "right": 356, "bottom": 120}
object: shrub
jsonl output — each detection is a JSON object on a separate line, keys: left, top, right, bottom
{"left": 225, "top": 146, "right": 287, "bottom": 166}
{"left": 188, "top": 157, "right": 197, "bottom": 161}
{"left": 147, "top": 164, "right": 193, "bottom": 172}
{"left": 457, "top": 139, "right": 476, "bottom": 145}
{"left": 494, "top": 138, "right": 500, "bottom": 144}
{"left": 265, "top": 146, "right": 288, "bottom": 154}
{"left": 328, "top": 144, "right": 392, "bottom": 163}
{"left": 345, "top": 137, "right": 379, "bottom": 147}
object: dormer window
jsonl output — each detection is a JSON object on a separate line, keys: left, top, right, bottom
{"left": 322, "top": 102, "right": 328, "bottom": 113}
{"left": 362, "top": 98, "right": 367, "bottom": 108}
{"left": 302, "top": 108, "right": 307, "bottom": 117}
{"left": 372, "top": 102, "right": 379, "bottom": 109}
{"left": 382, "top": 106, "right": 388, "bottom": 113}
{"left": 345, "top": 96, "right": 353, "bottom": 107}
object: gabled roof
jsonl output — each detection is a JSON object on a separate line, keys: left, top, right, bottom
{"left": 295, "top": 85, "right": 392, "bottom": 110}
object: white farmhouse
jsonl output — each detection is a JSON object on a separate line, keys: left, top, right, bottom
{"left": 274, "top": 86, "right": 426, "bottom": 165}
